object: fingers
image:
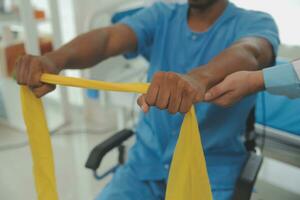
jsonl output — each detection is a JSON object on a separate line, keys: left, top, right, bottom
{"left": 15, "top": 57, "right": 22, "bottom": 84}
{"left": 204, "top": 71, "right": 252, "bottom": 107}
{"left": 144, "top": 72, "right": 205, "bottom": 114}
{"left": 168, "top": 79, "right": 184, "bottom": 114}
{"left": 15, "top": 54, "right": 58, "bottom": 98}
{"left": 179, "top": 86, "right": 194, "bottom": 113}
{"left": 31, "top": 84, "right": 56, "bottom": 98}
{"left": 17, "top": 56, "right": 31, "bottom": 85}
{"left": 145, "top": 72, "right": 162, "bottom": 106}
{"left": 27, "top": 59, "right": 43, "bottom": 88}
{"left": 137, "top": 94, "right": 149, "bottom": 113}
{"left": 16, "top": 55, "right": 35, "bottom": 85}
{"left": 156, "top": 74, "right": 171, "bottom": 109}
{"left": 204, "top": 81, "right": 228, "bottom": 101}
{"left": 146, "top": 72, "right": 180, "bottom": 113}
{"left": 210, "top": 91, "right": 239, "bottom": 107}
{"left": 204, "top": 79, "right": 237, "bottom": 107}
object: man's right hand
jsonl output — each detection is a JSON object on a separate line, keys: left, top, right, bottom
{"left": 14, "top": 24, "right": 138, "bottom": 98}
{"left": 15, "top": 54, "right": 61, "bottom": 98}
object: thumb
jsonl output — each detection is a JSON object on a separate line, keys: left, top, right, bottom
{"left": 204, "top": 83, "right": 226, "bottom": 101}
{"left": 137, "top": 94, "right": 150, "bottom": 113}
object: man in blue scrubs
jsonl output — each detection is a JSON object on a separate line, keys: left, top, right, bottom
{"left": 15, "top": 0, "right": 279, "bottom": 199}
{"left": 205, "top": 59, "right": 300, "bottom": 106}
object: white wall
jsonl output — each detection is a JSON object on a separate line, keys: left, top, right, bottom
{"left": 27, "top": 0, "right": 300, "bottom": 46}
{"left": 30, "top": 0, "right": 76, "bottom": 43}
{"left": 232, "top": 0, "right": 300, "bottom": 46}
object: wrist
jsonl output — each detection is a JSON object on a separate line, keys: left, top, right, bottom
{"left": 43, "top": 51, "right": 68, "bottom": 72}
{"left": 187, "top": 67, "right": 214, "bottom": 90}
{"left": 249, "top": 71, "right": 265, "bottom": 93}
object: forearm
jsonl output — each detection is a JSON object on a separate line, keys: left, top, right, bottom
{"left": 188, "top": 38, "right": 274, "bottom": 89}
{"left": 43, "top": 24, "right": 136, "bottom": 72}
{"left": 44, "top": 28, "right": 110, "bottom": 71}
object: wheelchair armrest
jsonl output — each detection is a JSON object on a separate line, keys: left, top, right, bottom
{"left": 232, "top": 152, "right": 263, "bottom": 200}
{"left": 85, "top": 129, "right": 134, "bottom": 171}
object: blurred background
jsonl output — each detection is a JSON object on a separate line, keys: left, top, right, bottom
{"left": 0, "top": 0, "right": 299, "bottom": 199}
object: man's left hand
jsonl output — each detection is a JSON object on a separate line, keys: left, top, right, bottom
{"left": 137, "top": 71, "right": 205, "bottom": 114}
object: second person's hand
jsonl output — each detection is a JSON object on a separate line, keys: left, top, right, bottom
{"left": 204, "top": 71, "right": 265, "bottom": 107}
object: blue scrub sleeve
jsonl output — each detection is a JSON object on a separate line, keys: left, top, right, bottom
{"left": 263, "top": 63, "right": 300, "bottom": 99}
{"left": 119, "top": 3, "right": 164, "bottom": 59}
{"left": 234, "top": 11, "right": 280, "bottom": 56}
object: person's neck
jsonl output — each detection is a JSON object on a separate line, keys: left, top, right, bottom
{"left": 188, "top": 0, "right": 228, "bottom": 32}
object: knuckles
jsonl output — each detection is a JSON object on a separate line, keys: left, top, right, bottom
{"left": 153, "top": 71, "right": 165, "bottom": 81}
{"left": 157, "top": 103, "right": 166, "bottom": 110}
{"left": 145, "top": 90, "right": 157, "bottom": 105}
{"left": 165, "top": 72, "right": 179, "bottom": 81}
{"left": 168, "top": 108, "right": 177, "bottom": 114}
{"left": 15, "top": 55, "right": 44, "bottom": 85}
{"left": 148, "top": 72, "right": 200, "bottom": 113}
{"left": 152, "top": 72, "right": 197, "bottom": 97}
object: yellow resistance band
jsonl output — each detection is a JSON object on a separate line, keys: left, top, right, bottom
{"left": 20, "top": 73, "right": 212, "bottom": 200}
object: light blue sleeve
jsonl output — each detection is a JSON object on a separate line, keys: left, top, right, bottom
{"left": 263, "top": 63, "right": 300, "bottom": 99}
{"left": 234, "top": 10, "right": 280, "bottom": 57}
{"left": 119, "top": 3, "right": 165, "bottom": 59}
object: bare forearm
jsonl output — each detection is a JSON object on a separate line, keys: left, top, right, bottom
{"left": 44, "top": 24, "right": 137, "bottom": 71}
{"left": 44, "top": 28, "right": 110, "bottom": 71}
{"left": 15, "top": 24, "right": 137, "bottom": 98}
{"left": 188, "top": 38, "right": 274, "bottom": 89}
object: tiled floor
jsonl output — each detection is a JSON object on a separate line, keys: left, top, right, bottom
{"left": 0, "top": 105, "right": 300, "bottom": 200}
{"left": 0, "top": 98, "right": 126, "bottom": 200}
{"left": 0, "top": 122, "right": 117, "bottom": 200}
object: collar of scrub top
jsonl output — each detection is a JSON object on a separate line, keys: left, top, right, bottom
{"left": 183, "top": 2, "right": 236, "bottom": 38}
{"left": 292, "top": 58, "right": 300, "bottom": 79}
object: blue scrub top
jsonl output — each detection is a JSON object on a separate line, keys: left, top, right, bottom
{"left": 120, "top": 2, "right": 279, "bottom": 190}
